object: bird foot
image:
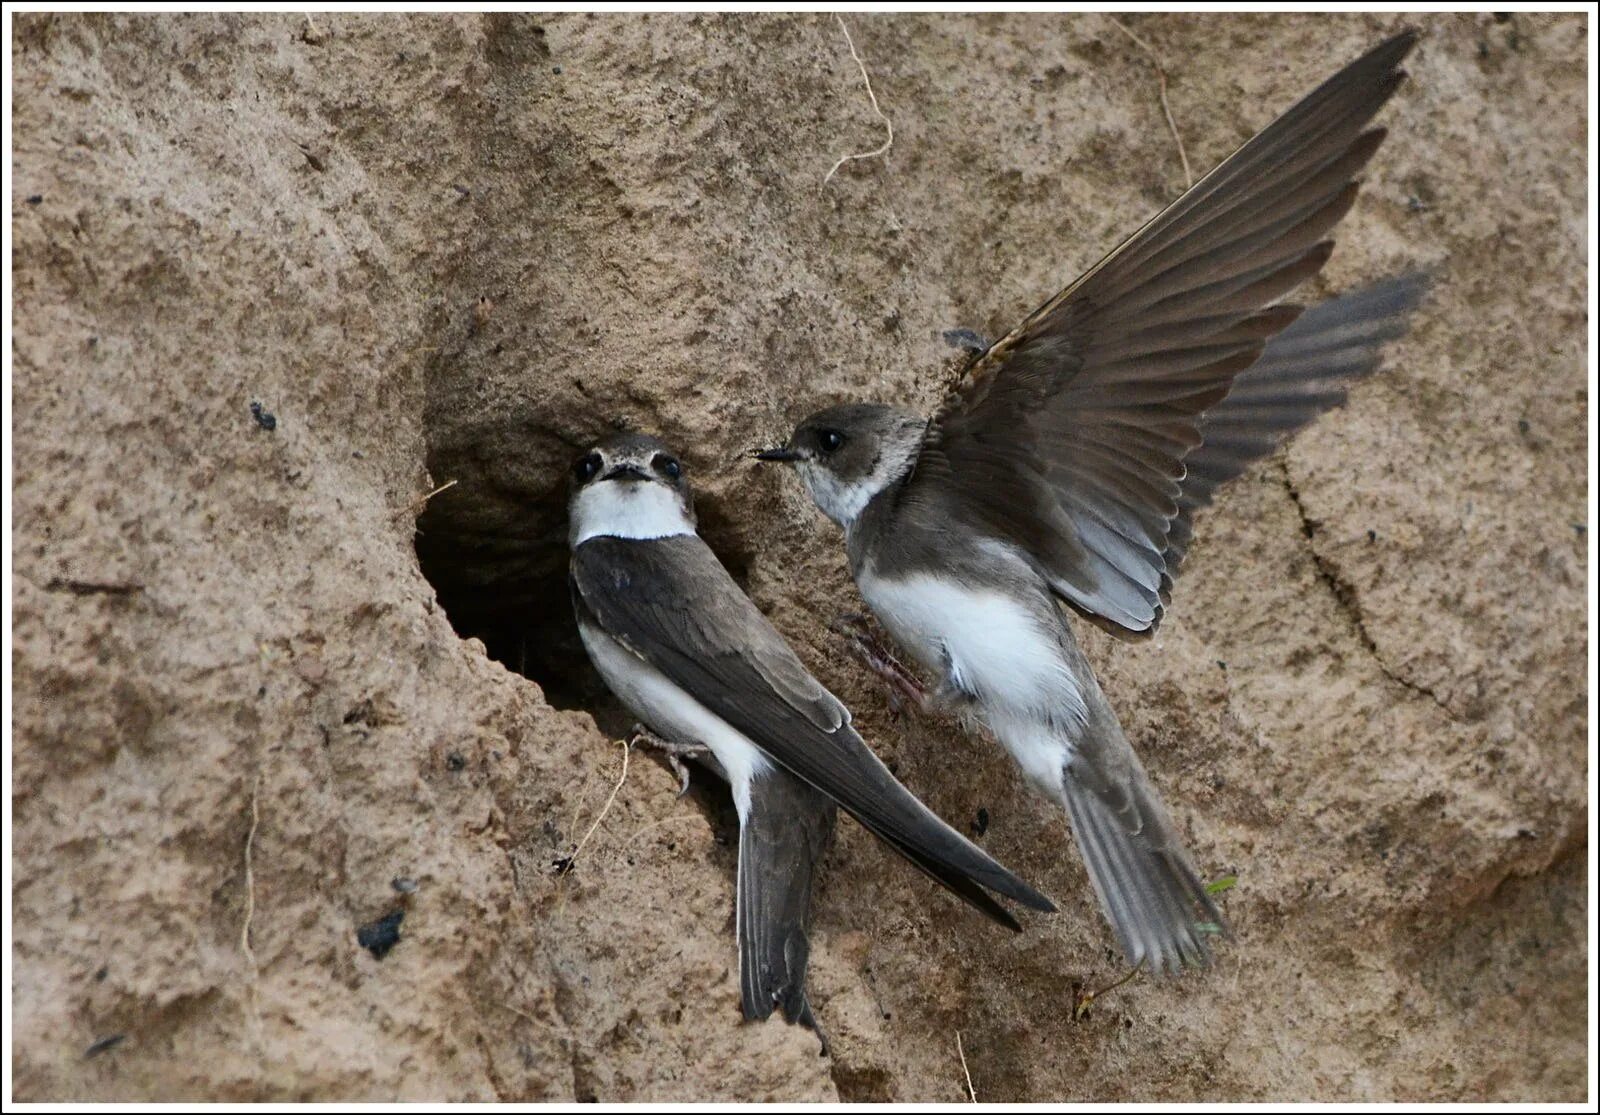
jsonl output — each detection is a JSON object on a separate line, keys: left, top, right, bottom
{"left": 830, "top": 613, "right": 932, "bottom": 719}
{"left": 627, "top": 725, "right": 718, "bottom": 796}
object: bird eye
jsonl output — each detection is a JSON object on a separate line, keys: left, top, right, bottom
{"left": 818, "top": 430, "right": 844, "bottom": 453}
{"left": 652, "top": 453, "right": 682, "bottom": 480}
{"left": 573, "top": 452, "right": 602, "bottom": 484}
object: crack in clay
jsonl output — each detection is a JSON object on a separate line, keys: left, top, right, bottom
{"left": 1277, "top": 461, "right": 1458, "bottom": 720}
{"left": 43, "top": 577, "right": 144, "bottom": 596}
{"left": 474, "top": 1031, "right": 511, "bottom": 1102}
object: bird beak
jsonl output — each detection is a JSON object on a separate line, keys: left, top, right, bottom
{"left": 602, "top": 463, "right": 650, "bottom": 482}
{"left": 751, "top": 446, "right": 802, "bottom": 463}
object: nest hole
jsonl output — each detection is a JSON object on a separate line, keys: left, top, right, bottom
{"left": 412, "top": 436, "right": 757, "bottom": 726}
{"left": 414, "top": 471, "right": 603, "bottom": 713}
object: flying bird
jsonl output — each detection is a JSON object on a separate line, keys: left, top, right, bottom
{"left": 568, "top": 432, "right": 1054, "bottom": 1039}
{"left": 755, "top": 30, "right": 1425, "bottom": 973}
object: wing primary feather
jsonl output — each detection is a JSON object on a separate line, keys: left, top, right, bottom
{"left": 911, "top": 32, "right": 1417, "bottom": 635}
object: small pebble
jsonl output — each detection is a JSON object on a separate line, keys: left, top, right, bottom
{"left": 85, "top": 1034, "right": 126, "bottom": 1058}
{"left": 357, "top": 909, "right": 405, "bottom": 959}
{"left": 941, "top": 327, "right": 988, "bottom": 352}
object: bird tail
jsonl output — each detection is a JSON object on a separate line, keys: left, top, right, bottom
{"left": 735, "top": 772, "right": 836, "bottom": 1045}
{"left": 1056, "top": 747, "right": 1227, "bottom": 976}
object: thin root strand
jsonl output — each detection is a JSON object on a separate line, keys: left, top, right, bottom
{"left": 823, "top": 15, "right": 894, "bottom": 187}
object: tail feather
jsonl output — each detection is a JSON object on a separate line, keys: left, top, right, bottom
{"left": 736, "top": 774, "right": 836, "bottom": 1037}
{"left": 1059, "top": 765, "right": 1225, "bottom": 975}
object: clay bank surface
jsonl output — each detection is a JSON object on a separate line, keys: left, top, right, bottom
{"left": 10, "top": 11, "right": 1587, "bottom": 1102}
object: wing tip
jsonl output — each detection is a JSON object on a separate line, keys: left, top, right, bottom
{"left": 1385, "top": 267, "right": 1435, "bottom": 307}
{"left": 1388, "top": 26, "right": 1422, "bottom": 54}
{"left": 1012, "top": 884, "right": 1059, "bottom": 915}
{"left": 975, "top": 861, "right": 1056, "bottom": 925}
{"left": 1367, "top": 27, "right": 1420, "bottom": 71}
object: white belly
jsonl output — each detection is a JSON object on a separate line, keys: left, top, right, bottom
{"left": 857, "top": 565, "right": 1088, "bottom": 774}
{"left": 578, "top": 621, "right": 770, "bottom": 819}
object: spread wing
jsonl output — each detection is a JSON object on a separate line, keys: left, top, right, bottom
{"left": 1159, "top": 270, "right": 1428, "bottom": 593}
{"left": 570, "top": 534, "right": 1055, "bottom": 927}
{"left": 907, "top": 30, "right": 1417, "bottom": 635}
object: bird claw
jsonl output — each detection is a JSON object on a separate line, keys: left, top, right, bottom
{"left": 829, "top": 613, "right": 932, "bottom": 718}
{"left": 627, "top": 725, "right": 714, "bottom": 796}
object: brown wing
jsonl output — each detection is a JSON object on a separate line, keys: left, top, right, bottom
{"left": 1159, "top": 270, "right": 1428, "bottom": 596}
{"left": 570, "top": 534, "right": 1055, "bottom": 924}
{"left": 909, "top": 30, "right": 1417, "bottom": 635}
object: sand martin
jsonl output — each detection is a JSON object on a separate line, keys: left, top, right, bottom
{"left": 755, "top": 31, "right": 1423, "bottom": 973}
{"left": 568, "top": 432, "right": 1054, "bottom": 1035}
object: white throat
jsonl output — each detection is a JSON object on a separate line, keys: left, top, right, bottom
{"left": 796, "top": 441, "right": 918, "bottom": 531}
{"left": 570, "top": 480, "right": 695, "bottom": 545}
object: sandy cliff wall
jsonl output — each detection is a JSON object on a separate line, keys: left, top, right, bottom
{"left": 11, "top": 12, "right": 1587, "bottom": 1101}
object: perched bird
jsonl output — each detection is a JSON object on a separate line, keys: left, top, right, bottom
{"left": 567, "top": 432, "right": 1054, "bottom": 1039}
{"left": 755, "top": 31, "right": 1425, "bottom": 973}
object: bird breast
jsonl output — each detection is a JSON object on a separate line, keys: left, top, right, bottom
{"left": 857, "top": 562, "right": 1089, "bottom": 732}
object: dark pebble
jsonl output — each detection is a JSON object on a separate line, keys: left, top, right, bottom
{"left": 357, "top": 909, "right": 405, "bottom": 959}
{"left": 85, "top": 1034, "right": 126, "bottom": 1058}
{"left": 941, "top": 327, "right": 988, "bottom": 352}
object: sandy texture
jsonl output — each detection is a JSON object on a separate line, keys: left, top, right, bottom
{"left": 11, "top": 11, "right": 1588, "bottom": 1101}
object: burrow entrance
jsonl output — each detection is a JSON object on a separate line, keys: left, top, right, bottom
{"left": 412, "top": 410, "right": 758, "bottom": 736}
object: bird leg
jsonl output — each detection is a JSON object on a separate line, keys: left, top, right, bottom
{"left": 627, "top": 725, "right": 723, "bottom": 796}
{"left": 830, "top": 613, "right": 931, "bottom": 719}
